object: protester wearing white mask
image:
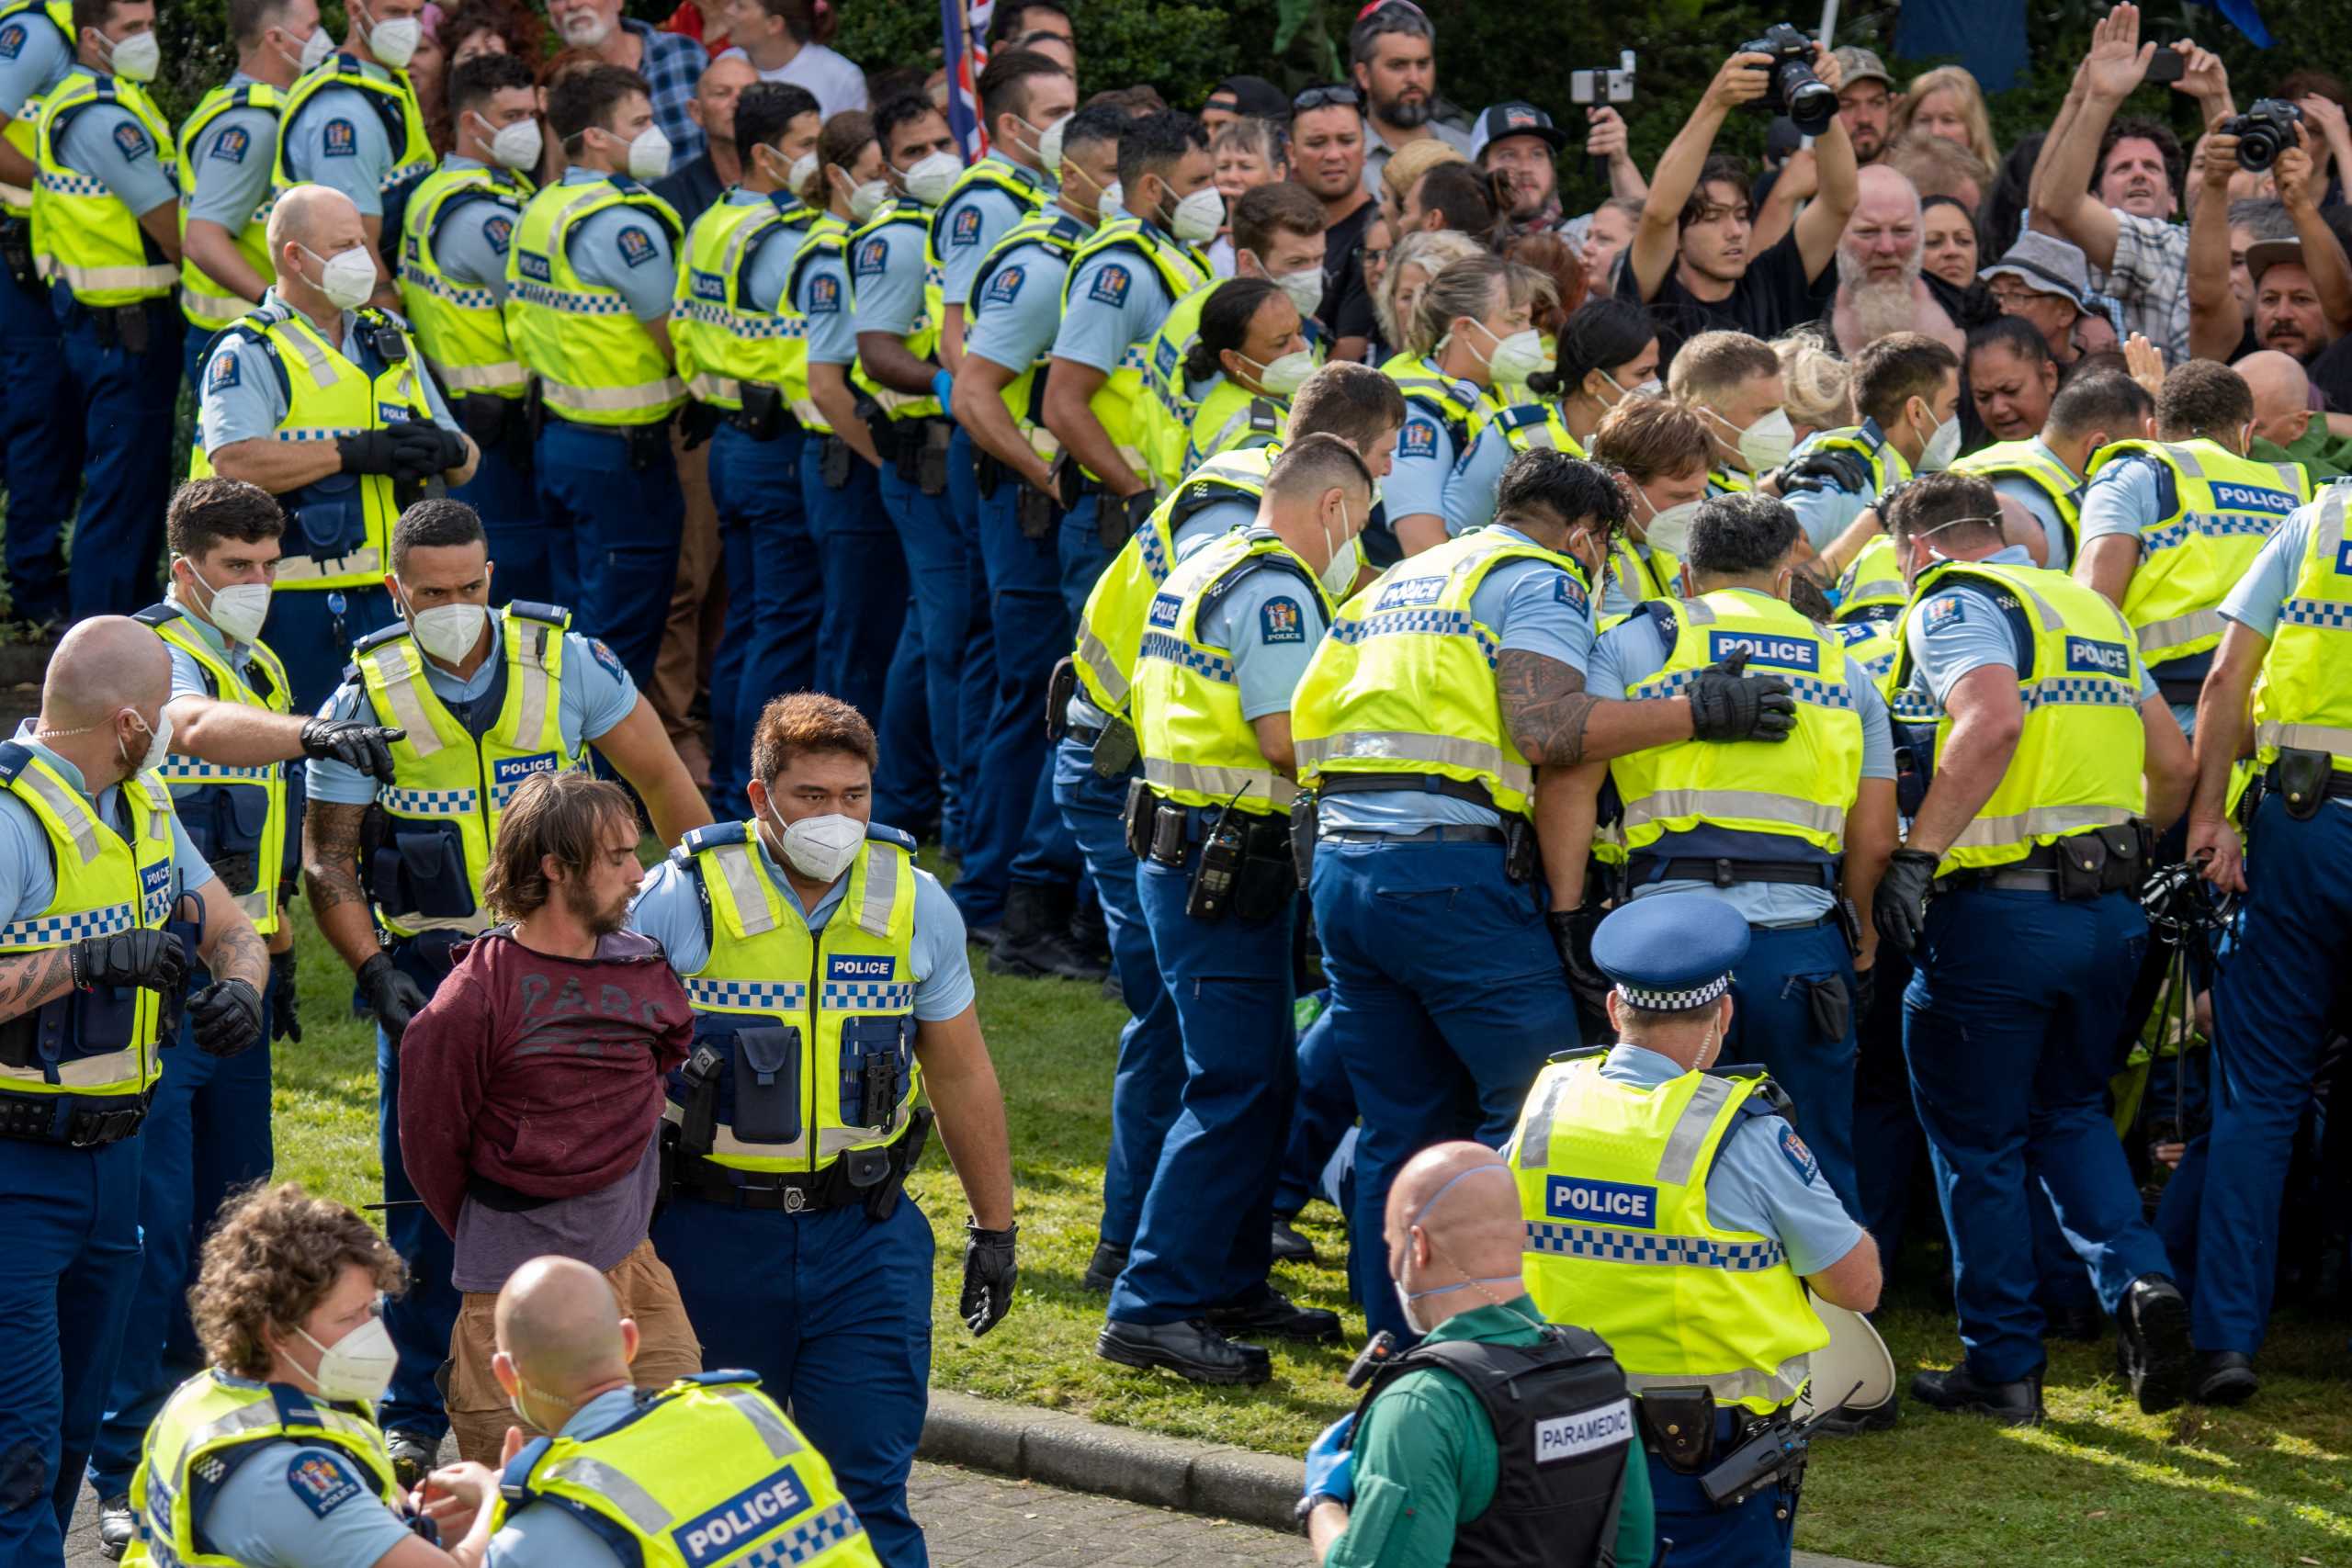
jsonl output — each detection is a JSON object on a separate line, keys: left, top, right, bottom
{"left": 298, "top": 498, "right": 712, "bottom": 1489}
{"left": 628, "top": 690, "right": 1016, "bottom": 1568}
{"left": 112, "top": 1182, "right": 504, "bottom": 1568}
{"left": 1777, "top": 331, "right": 1963, "bottom": 561}
{"left": 273, "top": 0, "right": 437, "bottom": 289}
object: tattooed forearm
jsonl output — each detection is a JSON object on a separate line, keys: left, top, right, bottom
{"left": 1498, "top": 649, "right": 1600, "bottom": 766}
{"left": 207, "top": 919, "right": 269, "bottom": 990}
{"left": 0, "top": 950, "right": 72, "bottom": 1022}
{"left": 300, "top": 801, "right": 369, "bottom": 914}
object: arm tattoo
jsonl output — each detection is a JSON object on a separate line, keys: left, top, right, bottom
{"left": 1498, "top": 649, "right": 1600, "bottom": 767}
{"left": 209, "top": 920, "right": 268, "bottom": 987}
{"left": 301, "top": 801, "right": 369, "bottom": 914}
{"left": 0, "top": 950, "right": 69, "bottom": 1022}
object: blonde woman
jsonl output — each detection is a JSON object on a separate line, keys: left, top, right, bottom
{"left": 1773, "top": 328, "right": 1855, "bottom": 444}
{"left": 1373, "top": 229, "right": 1487, "bottom": 373}
{"left": 1893, "top": 65, "right": 2000, "bottom": 172}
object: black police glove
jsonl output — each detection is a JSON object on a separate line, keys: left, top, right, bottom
{"left": 1872, "top": 848, "right": 1941, "bottom": 956}
{"left": 387, "top": 423, "right": 469, "bottom": 481}
{"left": 357, "top": 951, "right": 431, "bottom": 1040}
{"left": 1772, "top": 449, "right": 1871, "bottom": 497}
{"left": 300, "top": 716, "right": 406, "bottom": 784}
{"left": 1545, "top": 906, "right": 1612, "bottom": 1016}
{"left": 960, "top": 1219, "right": 1019, "bottom": 1336}
{"left": 335, "top": 428, "right": 408, "bottom": 476}
{"left": 1687, "top": 649, "right": 1797, "bottom": 744}
{"left": 189, "top": 976, "right": 265, "bottom": 1058}
{"left": 1850, "top": 962, "right": 1876, "bottom": 1021}
{"left": 269, "top": 946, "right": 301, "bottom": 1043}
{"left": 71, "top": 929, "right": 187, "bottom": 994}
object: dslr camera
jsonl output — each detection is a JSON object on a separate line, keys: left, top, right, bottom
{"left": 2224, "top": 98, "right": 2304, "bottom": 173}
{"left": 1738, "top": 23, "right": 1837, "bottom": 136}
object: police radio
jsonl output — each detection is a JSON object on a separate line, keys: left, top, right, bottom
{"left": 1697, "top": 1381, "right": 1861, "bottom": 1510}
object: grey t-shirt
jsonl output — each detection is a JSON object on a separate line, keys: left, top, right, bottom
{"left": 451, "top": 1132, "right": 661, "bottom": 1293}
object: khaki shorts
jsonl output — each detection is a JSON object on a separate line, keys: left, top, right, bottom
{"left": 446, "top": 1236, "right": 704, "bottom": 1464}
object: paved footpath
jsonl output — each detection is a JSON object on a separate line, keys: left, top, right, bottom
{"left": 64, "top": 1462, "right": 1314, "bottom": 1567}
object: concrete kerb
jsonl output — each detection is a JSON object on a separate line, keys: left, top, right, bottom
{"left": 918, "top": 1389, "right": 1891, "bottom": 1568}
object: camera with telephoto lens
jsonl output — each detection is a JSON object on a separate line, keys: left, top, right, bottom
{"left": 2225, "top": 98, "right": 2304, "bottom": 173}
{"left": 1737, "top": 24, "right": 1837, "bottom": 136}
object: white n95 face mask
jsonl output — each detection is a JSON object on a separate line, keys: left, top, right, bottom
{"left": 1170, "top": 186, "right": 1225, "bottom": 243}
{"left": 787, "top": 150, "right": 819, "bottom": 195}
{"left": 180, "top": 558, "right": 272, "bottom": 645}
{"left": 1737, "top": 408, "right": 1795, "bottom": 472}
{"left": 103, "top": 28, "right": 159, "bottom": 82}
{"left": 119, "top": 707, "right": 172, "bottom": 776}
{"left": 848, "top": 176, "right": 890, "bottom": 221}
{"left": 1097, "top": 180, "right": 1123, "bottom": 223}
{"left": 481, "top": 115, "right": 543, "bottom": 172}
{"left": 1272, "top": 267, "right": 1325, "bottom": 319}
{"left": 303, "top": 243, "right": 377, "bottom": 310}
{"left": 902, "top": 150, "right": 963, "bottom": 208}
{"left": 297, "top": 1316, "right": 399, "bottom": 1404}
{"left": 1247, "top": 349, "right": 1317, "bottom": 398}
{"left": 297, "top": 22, "right": 335, "bottom": 69}
{"left": 1918, "top": 409, "right": 1962, "bottom": 473}
{"left": 625, "top": 125, "right": 672, "bottom": 183}
{"left": 1642, "top": 499, "right": 1702, "bottom": 558}
{"left": 1480, "top": 325, "right": 1550, "bottom": 386}
{"left": 1035, "top": 113, "right": 1070, "bottom": 172}
{"left": 408, "top": 600, "right": 488, "bottom": 664}
{"left": 773, "top": 810, "right": 865, "bottom": 883}
{"left": 368, "top": 14, "right": 421, "bottom": 68}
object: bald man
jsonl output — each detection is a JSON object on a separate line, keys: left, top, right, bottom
{"left": 0, "top": 617, "right": 267, "bottom": 1562}
{"left": 417, "top": 1256, "right": 884, "bottom": 1568}
{"left": 1298, "top": 1144, "right": 1654, "bottom": 1568}
{"left": 2232, "top": 348, "right": 2340, "bottom": 479}
{"left": 192, "top": 182, "right": 480, "bottom": 713}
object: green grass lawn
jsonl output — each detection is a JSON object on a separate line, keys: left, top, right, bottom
{"left": 267, "top": 890, "right": 2352, "bottom": 1568}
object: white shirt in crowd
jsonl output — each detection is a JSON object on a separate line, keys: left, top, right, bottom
{"left": 718, "top": 40, "right": 868, "bottom": 117}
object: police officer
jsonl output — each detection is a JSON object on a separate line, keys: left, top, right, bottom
{"left": 31, "top": 0, "right": 183, "bottom": 620}
{"left": 193, "top": 183, "right": 477, "bottom": 716}
{"left": 300, "top": 498, "right": 708, "bottom": 1483}
{"left": 1065, "top": 366, "right": 1402, "bottom": 1295}
{"left": 0, "top": 615, "right": 267, "bottom": 1563}
{"left": 119, "top": 1181, "right": 504, "bottom": 1568}
{"left": 1179, "top": 277, "right": 1307, "bottom": 477}
{"left": 1585, "top": 396, "right": 1713, "bottom": 617}
{"left": 1568, "top": 493, "right": 1896, "bottom": 1223}
{"left": 1870, "top": 471, "right": 2198, "bottom": 1422}
{"left": 952, "top": 100, "right": 1124, "bottom": 976}
{"left": 174, "top": 0, "right": 323, "bottom": 389}
{"left": 1095, "top": 435, "right": 1375, "bottom": 1384}
{"left": 1297, "top": 1143, "right": 1654, "bottom": 1568}
{"left": 413, "top": 1256, "right": 884, "bottom": 1568}
{"left": 1953, "top": 371, "right": 2155, "bottom": 575}
{"left": 1510, "top": 893, "right": 1880, "bottom": 1568}
{"left": 2164, "top": 479, "right": 2352, "bottom": 1404}
{"left": 269, "top": 0, "right": 430, "bottom": 287}
{"left": 398, "top": 53, "right": 548, "bottom": 601}
{"left": 1663, "top": 330, "right": 1793, "bottom": 500}
{"left": 672, "top": 81, "right": 820, "bottom": 810}
{"left": 90, "top": 478, "right": 404, "bottom": 1556}
{"left": 1291, "top": 450, "right": 1797, "bottom": 1342}
{"left": 1778, "top": 333, "right": 1961, "bottom": 570}
{"left": 929, "top": 49, "right": 1069, "bottom": 947}
{"left": 1381, "top": 255, "right": 1544, "bottom": 557}
{"left": 2071, "top": 359, "right": 2310, "bottom": 737}
{"left": 511, "top": 63, "right": 688, "bottom": 689}
{"left": 0, "top": 0, "right": 82, "bottom": 628}
{"left": 628, "top": 690, "right": 1017, "bottom": 1568}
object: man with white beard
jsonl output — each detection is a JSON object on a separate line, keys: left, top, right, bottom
{"left": 1829, "top": 165, "right": 1962, "bottom": 356}
{"left": 543, "top": 0, "right": 710, "bottom": 164}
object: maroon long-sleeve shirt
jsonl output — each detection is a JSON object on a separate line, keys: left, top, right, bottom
{"left": 398, "top": 927, "right": 693, "bottom": 1238}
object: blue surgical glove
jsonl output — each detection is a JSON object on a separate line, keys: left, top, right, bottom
{"left": 932, "top": 368, "right": 956, "bottom": 409}
{"left": 1303, "top": 1412, "right": 1356, "bottom": 1506}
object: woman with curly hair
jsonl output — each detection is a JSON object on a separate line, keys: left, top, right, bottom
{"left": 107, "top": 1184, "right": 502, "bottom": 1567}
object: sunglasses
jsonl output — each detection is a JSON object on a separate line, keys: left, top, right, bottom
{"left": 1293, "top": 85, "right": 1363, "bottom": 111}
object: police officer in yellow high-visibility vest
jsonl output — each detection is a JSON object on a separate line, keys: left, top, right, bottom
{"left": 1509, "top": 891, "right": 1882, "bottom": 1568}
{"left": 629, "top": 690, "right": 1016, "bottom": 1568}
{"left": 173, "top": 0, "right": 324, "bottom": 389}
{"left": 1779, "top": 333, "right": 1961, "bottom": 573}
{"left": 193, "top": 183, "right": 477, "bottom": 716}
{"left": 399, "top": 52, "right": 548, "bottom": 600}
{"left": 1868, "top": 472, "right": 2200, "bottom": 1426}
{"left": 0, "top": 615, "right": 266, "bottom": 1563}
{"left": 31, "top": 0, "right": 183, "bottom": 620}
{"left": 269, "top": 0, "right": 432, "bottom": 287}
{"left": 0, "top": 0, "right": 79, "bottom": 626}
{"left": 298, "top": 497, "right": 710, "bottom": 1483}
{"left": 1378, "top": 254, "right": 1534, "bottom": 558}
{"left": 2072, "top": 359, "right": 2309, "bottom": 737}
{"left": 509, "top": 63, "right": 687, "bottom": 690}
{"left": 88, "top": 478, "right": 404, "bottom": 1551}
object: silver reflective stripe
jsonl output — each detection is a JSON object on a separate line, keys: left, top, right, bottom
{"left": 1294, "top": 730, "right": 1532, "bottom": 796}
{"left": 179, "top": 286, "right": 250, "bottom": 322}
{"left": 2167, "top": 444, "right": 2206, "bottom": 479}
{"left": 1948, "top": 802, "right": 2134, "bottom": 852}
{"left": 234, "top": 888, "right": 270, "bottom": 923}
{"left": 50, "top": 259, "right": 176, "bottom": 292}
{"left": 14, "top": 764, "right": 98, "bottom": 864}
{"left": 275, "top": 321, "right": 343, "bottom": 384}
{"left": 435, "top": 361, "right": 526, "bottom": 392}
{"left": 2135, "top": 608, "right": 2222, "bottom": 655}
{"left": 1678, "top": 599, "right": 1718, "bottom": 626}
{"left": 1846, "top": 578, "right": 1903, "bottom": 605}
{"left": 1073, "top": 627, "right": 1128, "bottom": 705}
{"left": 510, "top": 622, "right": 554, "bottom": 756}
{"left": 543, "top": 373, "right": 686, "bottom": 414}
{"left": 1656, "top": 1075, "right": 1736, "bottom": 1186}
{"left": 2319, "top": 489, "right": 2350, "bottom": 561}
{"left": 820, "top": 1106, "right": 907, "bottom": 1151}
{"left": 665, "top": 1100, "right": 813, "bottom": 1161}
{"left": 1143, "top": 757, "right": 1296, "bottom": 807}
{"left": 540, "top": 1456, "right": 671, "bottom": 1533}
{"left": 1620, "top": 788, "right": 1845, "bottom": 840}
{"left": 0, "top": 1047, "right": 138, "bottom": 1087}
{"left": 720, "top": 1387, "right": 803, "bottom": 1457}
{"left": 2255, "top": 720, "right": 2352, "bottom": 756}
{"left": 185, "top": 1400, "right": 290, "bottom": 1450}
{"left": 1627, "top": 1355, "right": 1810, "bottom": 1405}
{"left": 688, "top": 370, "right": 742, "bottom": 403}
{"left": 857, "top": 842, "right": 898, "bottom": 938}
{"left": 1514, "top": 1070, "right": 1570, "bottom": 1169}
{"left": 708, "top": 841, "right": 779, "bottom": 936}
{"left": 364, "top": 647, "right": 444, "bottom": 759}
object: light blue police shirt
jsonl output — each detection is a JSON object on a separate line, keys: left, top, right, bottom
{"left": 198, "top": 1428, "right": 414, "bottom": 1568}
{"left": 561, "top": 169, "right": 676, "bottom": 321}
{"left": 0, "top": 721, "right": 213, "bottom": 922}
{"left": 725, "top": 189, "right": 808, "bottom": 314}
{"left": 1984, "top": 435, "right": 2077, "bottom": 572}
{"left": 964, "top": 225, "right": 1075, "bottom": 376}
{"left": 182, "top": 71, "right": 279, "bottom": 236}
{"left": 1781, "top": 423, "right": 1897, "bottom": 555}
{"left": 797, "top": 238, "right": 854, "bottom": 367}
{"left": 628, "top": 830, "right": 976, "bottom": 1021}
{"left": 1049, "top": 220, "right": 1187, "bottom": 375}
{"left": 1589, "top": 588, "right": 1894, "bottom": 927}
{"left": 1192, "top": 531, "right": 1329, "bottom": 722}
{"left": 1384, "top": 364, "right": 1513, "bottom": 537}
{"left": 1597, "top": 1043, "right": 1861, "bottom": 1275}
{"left": 934, "top": 152, "right": 1050, "bottom": 311}
{"left": 307, "top": 615, "right": 639, "bottom": 805}
{"left": 1899, "top": 545, "right": 2160, "bottom": 715}
{"left": 420, "top": 154, "right": 522, "bottom": 303}
{"left": 54, "top": 65, "right": 175, "bottom": 219}
{"left": 278, "top": 62, "right": 405, "bottom": 218}
{"left": 0, "top": 7, "right": 71, "bottom": 118}
{"left": 848, "top": 197, "right": 932, "bottom": 340}
{"left": 196, "top": 287, "right": 465, "bottom": 457}
{"left": 1318, "top": 525, "right": 1598, "bottom": 836}
{"left": 2218, "top": 497, "right": 2321, "bottom": 638}
{"left": 480, "top": 1385, "right": 641, "bottom": 1568}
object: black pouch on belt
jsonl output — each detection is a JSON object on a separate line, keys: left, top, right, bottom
{"left": 1089, "top": 715, "right": 1138, "bottom": 779}
{"left": 1052, "top": 450, "right": 1082, "bottom": 510}
{"left": 1044, "top": 657, "right": 1077, "bottom": 740}
{"left": 1804, "top": 973, "right": 1853, "bottom": 1043}
{"left": 1502, "top": 818, "right": 1536, "bottom": 885}
{"left": 1288, "top": 794, "right": 1317, "bottom": 890}
{"left": 0, "top": 215, "right": 32, "bottom": 288}
{"left": 2277, "top": 746, "right": 2333, "bottom": 821}
{"left": 917, "top": 420, "right": 952, "bottom": 495}
{"left": 1122, "top": 777, "right": 1156, "bottom": 860}
{"left": 1638, "top": 1388, "right": 1719, "bottom": 1474}
{"left": 2052, "top": 831, "right": 2109, "bottom": 900}
{"left": 891, "top": 419, "right": 922, "bottom": 485}
{"left": 975, "top": 452, "right": 1004, "bottom": 500}
{"left": 820, "top": 433, "right": 853, "bottom": 489}
{"left": 735, "top": 383, "right": 784, "bottom": 440}
{"left": 1014, "top": 482, "right": 1057, "bottom": 539}
{"left": 2092, "top": 823, "right": 2146, "bottom": 893}
{"left": 115, "top": 302, "right": 150, "bottom": 355}
{"left": 1234, "top": 839, "right": 1292, "bottom": 922}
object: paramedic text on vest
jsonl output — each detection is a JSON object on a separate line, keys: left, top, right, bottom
{"left": 1299, "top": 1143, "right": 1657, "bottom": 1568}
{"left": 0, "top": 616, "right": 268, "bottom": 1565}
{"left": 1867, "top": 472, "right": 2200, "bottom": 1426}
{"left": 1512, "top": 893, "right": 1881, "bottom": 1568}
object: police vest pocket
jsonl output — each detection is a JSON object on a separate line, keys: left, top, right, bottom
{"left": 370, "top": 823, "right": 476, "bottom": 919}
{"left": 71, "top": 984, "right": 141, "bottom": 1056}
{"left": 727, "top": 1024, "right": 804, "bottom": 1145}
{"left": 181, "top": 784, "right": 269, "bottom": 863}
{"left": 836, "top": 1014, "right": 913, "bottom": 1128}
{"left": 288, "top": 476, "right": 368, "bottom": 558}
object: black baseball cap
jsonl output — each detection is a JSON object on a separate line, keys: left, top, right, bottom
{"left": 1469, "top": 101, "right": 1568, "bottom": 162}
{"left": 1206, "top": 75, "right": 1290, "bottom": 120}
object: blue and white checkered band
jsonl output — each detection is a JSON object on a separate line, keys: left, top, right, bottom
{"left": 1615, "top": 974, "right": 1733, "bottom": 1012}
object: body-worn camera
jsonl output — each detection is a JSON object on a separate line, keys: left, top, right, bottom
{"left": 2226, "top": 98, "right": 2304, "bottom": 173}
{"left": 1739, "top": 24, "right": 1837, "bottom": 136}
